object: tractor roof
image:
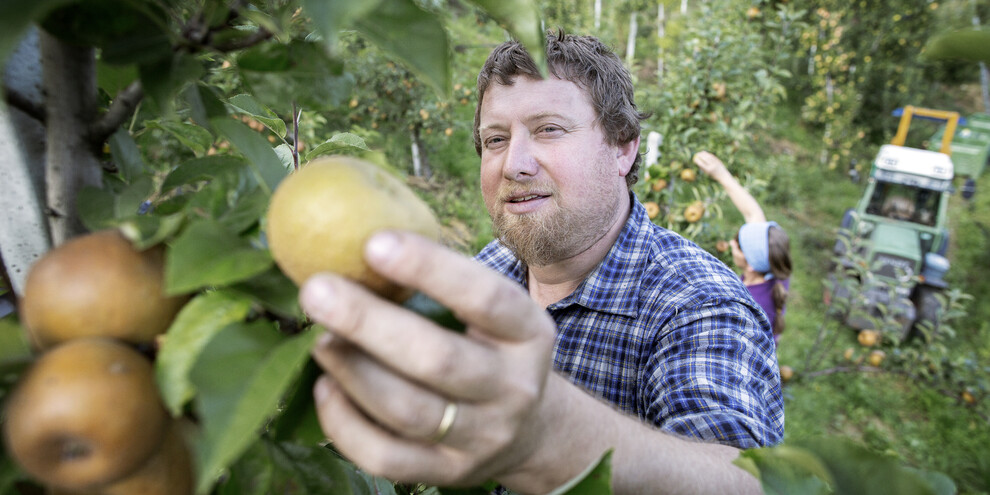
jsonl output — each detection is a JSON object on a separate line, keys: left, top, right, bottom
{"left": 874, "top": 144, "right": 954, "bottom": 181}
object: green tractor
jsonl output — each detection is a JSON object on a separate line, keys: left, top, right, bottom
{"left": 929, "top": 112, "right": 990, "bottom": 198}
{"left": 828, "top": 107, "right": 959, "bottom": 341}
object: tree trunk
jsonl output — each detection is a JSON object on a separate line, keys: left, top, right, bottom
{"left": 594, "top": 0, "right": 602, "bottom": 30}
{"left": 410, "top": 127, "right": 432, "bottom": 179}
{"left": 411, "top": 129, "right": 422, "bottom": 177}
{"left": 40, "top": 30, "right": 103, "bottom": 246}
{"left": 0, "top": 29, "right": 50, "bottom": 296}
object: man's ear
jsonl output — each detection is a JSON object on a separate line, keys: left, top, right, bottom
{"left": 615, "top": 136, "right": 640, "bottom": 177}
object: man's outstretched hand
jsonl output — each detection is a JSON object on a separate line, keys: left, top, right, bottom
{"left": 300, "top": 230, "right": 556, "bottom": 487}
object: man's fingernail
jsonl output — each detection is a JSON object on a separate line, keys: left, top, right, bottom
{"left": 314, "top": 375, "right": 333, "bottom": 403}
{"left": 366, "top": 231, "right": 400, "bottom": 264}
{"left": 300, "top": 275, "right": 335, "bottom": 318}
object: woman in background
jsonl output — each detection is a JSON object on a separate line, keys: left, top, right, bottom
{"left": 693, "top": 151, "right": 792, "bottom": 344}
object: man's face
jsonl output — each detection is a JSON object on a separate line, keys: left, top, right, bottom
{"left": 477, "top": 76, "right": 632, "bottom": 266}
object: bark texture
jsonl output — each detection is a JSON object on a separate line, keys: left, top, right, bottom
{"left": 0, "top": 29, "right": 50, "bottom": 296}
{"left": 40, "top": 30, "right": 103, "bottom": 246}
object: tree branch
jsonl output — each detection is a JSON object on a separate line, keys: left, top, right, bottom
{"left": 3, "top": 87, "right": 46, "bottom": 123}
{"left": 89, "top": 81, "right": 144, "bottom": 144}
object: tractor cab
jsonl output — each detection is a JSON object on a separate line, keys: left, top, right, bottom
{"left": 830, "top": 107, "right": 957, "bottom": 340}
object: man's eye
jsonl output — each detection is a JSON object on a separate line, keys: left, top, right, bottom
{"left": 539, "top": 125, "right": 562, "bottom": 134}
{"left": 485, "top": 136, "right": 506, "bottom": 148}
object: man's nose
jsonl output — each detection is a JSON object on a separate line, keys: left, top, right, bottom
{"left": 503, "top": 135, "right": 539, "bottom": 181}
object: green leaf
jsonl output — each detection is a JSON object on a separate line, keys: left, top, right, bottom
{"left": 41, "top": 0, "right": 171, "bottom": 65}
{"left": 115, "top": 175, "right": 155, "bottom": 217}
{"left": 227, "top": 94, "right": 287, "bottom": 138}
{"left": 403, "top": 292, "right": 465, "bottom": 333}
{"left": 464, "top": 0, "right": 545, "bottom": 73}
{"left": 301, "top": 0, "right": 385, "bottom": 50}
{"left": 139, "top": 52, "right": 204, "bottom": 114}
{"left": 269, "top": 441, "right": 387, "bottom": 494}
{"left": 191, "top": 324, "right": 320, "bottom": 494}
{"left": 908, "top": 467, "right": 957, "bottom": 495}
{"left": 217, "top": 441, "right": 274, "bottom": 495}
{"left": 267, "top": 360, "right": 323, "bottom": 444}
{"left": 155, "top": 291, "right": 254, "bottom": 416}
{"left": 77, "top": 186, "right": 118, "bottom": 231}
{"left": 211, "top": 117, "right": 288, "bottom": 195}
{"left": 145, "top": 120, "right": 214, "bottom": 156}
{"left": 77, "top": 177, "right": 155, "bottom": 232}
{"left": 797, "top": 437, "right": 943, "bottom": 495}
{"left": 353, "top": 0, "right": 451, "bottom": 97}
{"left": 161, "top": 155, "right": 249, "bottom": 192}
{"left": 273, "top": 143, "right": 295, "bottom": 170}
{"left": 218, "top": 187, "right": 269, "bottom": 234}
{"left": 0, "top": 315, "right": 32, "bottom": 372}
{"left": 923, "top": 29, "right": 990, "bottom": 64}
{"left": 237, "top": 41, "right": 292, "bottom": 71}
{"left": 546, "top": 450, "right": 613, "bottom": 495}
{"left": 118, "top": 213, "right": 186, "bottom": 250}
{"left": 184, "top": 83, "right": 229, "bottom": 131}
{"left": 227, "top": 267, "right": 303, "bottom": 320}
{"left": 183, "top": 180, "right": 241, "bottom": 220}
{"left": 164, "top": 219, "right": 273, "bottom": 294}
{"left": 97, "top": 61, "right": 139, "bottom": 100}
{"left": 108, "top": 128, "right": 146, "bottom": 182}
{"left": 303, "top": 132, "right": 370, "bottom": 161}
{"left": 237, "top": 40, "right": 354, "bottom": 110}
{"left": 237, "top": 9, "right": 287, "bottom": 40}
{"left": 735, "top": 445, "right": 831, "bottom": 495}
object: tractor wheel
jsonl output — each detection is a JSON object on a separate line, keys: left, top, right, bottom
{"left": 911, "top": 287, "right": 944, "bottom": 341}
{"left": 831, "top": 209, "right": 857, "bottom": 260}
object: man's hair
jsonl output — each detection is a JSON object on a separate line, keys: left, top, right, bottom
{"left": 474, "top": 30, "right": 649, "bottom": 187}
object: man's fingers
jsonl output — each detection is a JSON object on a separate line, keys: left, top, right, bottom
{"left": 301, "top": 275, "right": 503, "bottom": 400}
{"left": 312, "top": 374, "right": 475, "bottom": 486}
{"left": 362, "top": 231, "right": 555, "bottom": 343}
{"left": 312, "top": 336, "right": 467, "bottom": 439}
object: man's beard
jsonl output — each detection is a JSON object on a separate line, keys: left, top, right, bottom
{"left": 492, "top": 183, "right": 620, "bottom": 267}
{"left": 493, "top": 201, "right": 569, "bottom": 266}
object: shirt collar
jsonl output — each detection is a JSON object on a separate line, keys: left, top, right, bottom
{"left": 545, "top": 193, "right": 649, "bottom": 318}
{"left": 477, "top": 193, "right": 652, "bottom": 318}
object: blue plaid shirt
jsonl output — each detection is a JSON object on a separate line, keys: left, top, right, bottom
{"left": 475, "top": 196, "right": 784, "bottom": 448}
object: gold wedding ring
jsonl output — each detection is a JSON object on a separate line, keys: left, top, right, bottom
{"left": 429, "top": 402, "right": 458, "bottom": 443}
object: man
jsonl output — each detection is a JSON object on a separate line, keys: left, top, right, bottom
{"left": 301, "top": 31, "right": 783, "bottom": 494}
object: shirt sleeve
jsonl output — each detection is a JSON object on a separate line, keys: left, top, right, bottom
{"left": 640, "top": 296, "right": 784, "bottom": 449}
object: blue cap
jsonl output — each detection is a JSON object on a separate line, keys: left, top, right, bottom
{"left": 738, "top": 221, "right": 778, "bottom": 275}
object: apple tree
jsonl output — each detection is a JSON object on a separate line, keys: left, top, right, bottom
{"left": 628, "top": 0, "right": 800, "bottom": 256}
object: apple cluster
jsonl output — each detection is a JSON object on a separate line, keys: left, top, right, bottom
{"left": 3, "top": 230, "right": 193, "bottom": 494}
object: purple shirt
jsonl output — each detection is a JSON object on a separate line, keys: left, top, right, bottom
{"left": 745, "top": 277, "right": 789, "bottom": 343}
